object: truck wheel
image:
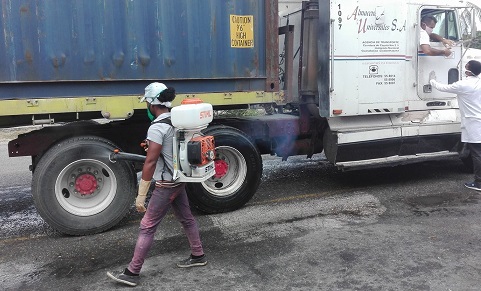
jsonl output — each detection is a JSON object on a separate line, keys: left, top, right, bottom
{"left": 31, "top": 136, "right": 136, "bottom": 235}
{"left": 186, "top": 126, "right": 262, "bottom": 213}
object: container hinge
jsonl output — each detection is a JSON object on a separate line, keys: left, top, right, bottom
{"left": 26, "top": 99, "right": 39, "bottom": 107}
{"left": 223, "top": 93, "right": 233, "bottom": 99}
{"left": 32, "top": 115, "right": 54, "bottom": 125}
{"left": 86, "top": 97, "right": 97, "bottom": 104}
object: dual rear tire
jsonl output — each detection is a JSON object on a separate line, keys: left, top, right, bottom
{"left": 32, "top": 136, "right": 136, "bottom": 235}
{"left": 187, "top": 126, "right": 262, "bottom": 213}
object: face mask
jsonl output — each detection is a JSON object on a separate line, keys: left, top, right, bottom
{"left": 465, "top": 70, "right": 478, "bottom": 77}
{"left": 147, "top": 105, "right": 155, "bottom": 121}
{"left": 422, "top": 23, "right": 433, "bottom": 34}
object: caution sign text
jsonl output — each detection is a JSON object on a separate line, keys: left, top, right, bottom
{"left": 230, "top": 15, "right": 254, "bottom": 48}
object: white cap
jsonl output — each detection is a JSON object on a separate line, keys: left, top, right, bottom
{"left": 140, "top": 82, "right": 169, "bottom": 106}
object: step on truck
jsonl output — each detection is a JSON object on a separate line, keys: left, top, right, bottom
{"left": 1, "top": 0, "right": 479, "bottom": 235}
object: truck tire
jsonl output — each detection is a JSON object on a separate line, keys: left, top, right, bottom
{"left": 186, "top": 126, "right": 262, "bottom": 213}
{"left": 31, "top": 136, "right": 136, "bottom": 235}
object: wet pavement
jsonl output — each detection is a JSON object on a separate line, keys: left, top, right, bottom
{"left": 1, "top": 141, "right": 481, "bottom": 290}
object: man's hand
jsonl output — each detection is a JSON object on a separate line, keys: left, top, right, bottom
{"left": 443, "top": 48, "right": 452, "bottom": 57}
{"left": 136, "top": 178, "right": 151, "bottom": 213}
{"left": 135, "top": 195, "right": 147, "bottom": 213}
{"left": 441, "top": 38, "right": 455, "bottom": 48}
{"left": 140, "top": 139, "right": 149, "bottom": 152}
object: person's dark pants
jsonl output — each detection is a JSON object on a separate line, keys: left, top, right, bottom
{"left": 468, "top": 143, "right": 481, "bottom": 185}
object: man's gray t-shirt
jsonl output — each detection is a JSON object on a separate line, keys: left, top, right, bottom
{"left": 146, "top": 112, "right": 175, "bottom": 181}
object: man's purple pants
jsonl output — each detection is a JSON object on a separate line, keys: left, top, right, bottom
{"left": 127, "top": 184, "right": 204, "bottom": 274}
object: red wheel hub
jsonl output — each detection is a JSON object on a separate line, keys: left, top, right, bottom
{"left": 214, "top": 159, "right": 229, "bottom": 179}
{"left": 75, "top": 173, "right": 98, "bottom": 195}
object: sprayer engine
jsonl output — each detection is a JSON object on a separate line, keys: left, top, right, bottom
{"left": 187, "top": 135, "right": 215, "bottom": 165}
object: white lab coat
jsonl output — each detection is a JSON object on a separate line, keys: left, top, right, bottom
{"left": 430, "top": 77, "right": 481, "bottom": 143}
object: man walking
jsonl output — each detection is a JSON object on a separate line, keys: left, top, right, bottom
{"left": 107, "top": 82, "right": 207, "bottom": 287}
{"left": 430, "top": 60, "right": 481, "bottom": 191}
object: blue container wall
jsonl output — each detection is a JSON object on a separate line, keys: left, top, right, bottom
{"left": 0, "top": 0, "right": 267, "bottom": 85}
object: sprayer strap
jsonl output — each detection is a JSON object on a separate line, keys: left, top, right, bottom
{"left": 151, "top": 117, "right": 172, "bottom": 126}
{"left": 150, "top": 117, "right": 174, "bottom": 181}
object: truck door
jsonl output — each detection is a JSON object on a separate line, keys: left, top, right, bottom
{"left": 417, "top": 8, "right": 462, "bottom": 100}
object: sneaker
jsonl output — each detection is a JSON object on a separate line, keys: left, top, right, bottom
{"left": 464, "top": 182, "right": 481, "bottom": 191}
{"left": 107, "top": 270, "right": 140, "bottom": 287}
{"left": 176, "top": 255, "right": 208, "bottom": 268}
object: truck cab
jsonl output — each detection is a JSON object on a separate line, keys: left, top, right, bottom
{"left": 293, "top": 0, "right": 477, "bottom": 169}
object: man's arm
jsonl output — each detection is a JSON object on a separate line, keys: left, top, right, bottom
{"left": 141, "top": 141, "right": 162, "bottom": 181}
{"left": 420, "top": 30, "right": 453, "bottom": 56}
{"left": 430, "top": 79, "right": 463, "bottom": 94}
{"left": 429, "top": 32, "right": 455, "bottom": 47}
{"left": 136, "top": 140, "right": 162, "bottom": 213}
{"left": 421, "top": 44, "right": 452, "bottom": 57}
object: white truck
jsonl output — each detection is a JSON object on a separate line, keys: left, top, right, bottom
{"left": 278, "top": 0, "right": 479, "bottom": 170}
{"left": 2, "top": 0, "right": 479, "bottom": 235}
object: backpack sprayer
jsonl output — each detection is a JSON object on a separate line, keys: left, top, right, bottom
{"left": 110, "top": 98, "right": 216, "bottom": 183}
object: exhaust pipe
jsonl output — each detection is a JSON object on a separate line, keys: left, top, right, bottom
{"left": 300, "top": 0, "right": 320, "bottom": 119}
{"left": 300, "top": 0, "right": 318, "bottom": 98}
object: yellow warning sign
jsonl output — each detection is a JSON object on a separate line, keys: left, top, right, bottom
{"left": 230, "top": 15, "right": 254, "bottom": 48}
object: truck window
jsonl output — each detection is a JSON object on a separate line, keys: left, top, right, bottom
{"left": 430, "top": 10, "right": 459, "bottom": 41}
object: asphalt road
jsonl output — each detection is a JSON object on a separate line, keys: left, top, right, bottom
{"left": 1, "top": 136, "right": 480, "bottom": 291}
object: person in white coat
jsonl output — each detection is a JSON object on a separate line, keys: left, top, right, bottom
{"left": 430, "top": 60, "right": 481, "bottom": 191}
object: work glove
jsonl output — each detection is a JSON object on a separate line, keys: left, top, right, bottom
{"left": 136, "top": 178, "right": 151, "bottom": 213}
